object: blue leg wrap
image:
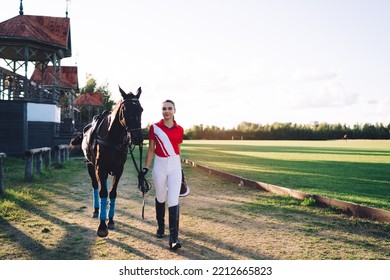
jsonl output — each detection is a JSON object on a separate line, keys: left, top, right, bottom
{"left": 93, "top": 188, "right": 99, "bottom": 209}
{"left": 102, "top": 179, "right": 109, "bottom": 190}
{"left": 99, "top": 197, "right": 107, "bottom": 220}
{"left": 109, "top": 198, "right": 116, "bottom": 218}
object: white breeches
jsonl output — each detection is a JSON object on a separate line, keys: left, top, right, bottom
{"left": 152, "top": 155, "right": 182, "bottom": 207}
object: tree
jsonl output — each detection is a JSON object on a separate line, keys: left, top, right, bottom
{"left": 78, "top": 77, "right": 114, "bottom": 111}
{"left": 81, "top": 78, "right": 96, "bottom": 94}
{"left": 184, "top": 121, "right": 390, "bottom": 140}
{"left": 96, "top": 84, "right": 115, "bottom": 111}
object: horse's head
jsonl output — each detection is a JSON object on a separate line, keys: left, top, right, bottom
{"left": 118, "top": 86, "right": 144, "bottom": 145}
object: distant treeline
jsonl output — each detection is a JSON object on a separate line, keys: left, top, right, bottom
{"left": 184, "top": 122, "right": 390, "bottom": 140}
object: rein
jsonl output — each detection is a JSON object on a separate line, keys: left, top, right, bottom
{"left": 119, "top": 95, "right": 151, "bottom": 219}
{"left": 129, "top": 141, "right": 151, "bottom": 219}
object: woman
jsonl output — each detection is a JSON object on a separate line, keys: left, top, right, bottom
{"left": 140, "top": 99, "right": 184, "bottom": 250}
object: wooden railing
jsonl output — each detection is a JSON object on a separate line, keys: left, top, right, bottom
{"left": 0, "top": 145, "right": 71, "bottom": 190}
{"left": 24, "top": 145, "right": 69, "bottom": 181}
{"left": 24, "top": 147, "right": 52, "bottom": 181}
{"left": 54, "top": 145, "right": 69, "bottom": 167}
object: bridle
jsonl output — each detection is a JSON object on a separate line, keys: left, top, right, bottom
{"left": 119, "top": 98, "right": 142, "bottom": 137}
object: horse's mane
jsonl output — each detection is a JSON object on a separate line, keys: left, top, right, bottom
{"left": 108, "top": 99, "right": 123, "bottom": 131}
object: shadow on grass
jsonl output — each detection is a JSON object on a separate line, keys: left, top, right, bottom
{"left": 0, "top": 190, "right": 95, "bottom": 260}
{"left": 2, "top": 156, "right": 390, "bottom": 260}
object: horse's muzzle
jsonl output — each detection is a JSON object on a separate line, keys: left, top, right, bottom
{"left": 131, "top": 131, "right": 144, "bottom": 146}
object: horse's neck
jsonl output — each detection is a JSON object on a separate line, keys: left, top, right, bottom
{"left": 107, "top": 112, "right": 126, "bottom": 143}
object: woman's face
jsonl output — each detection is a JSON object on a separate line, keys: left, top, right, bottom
{"left": 162, "top": 101, "right": 175, "bottom": 120}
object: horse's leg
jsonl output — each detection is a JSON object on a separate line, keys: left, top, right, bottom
{"left": 87, "top": 163, "right": 99, "bottom": 218}
{"left": 97, "top": 169, "right": 109, "bottom": 238}
{"left": 107, "top": 176, "right": 117, "bottom": 230}
{"left": 107, "top": 165, "right": 124, "bottom": 230}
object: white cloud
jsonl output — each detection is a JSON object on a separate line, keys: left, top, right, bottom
{"left": 292, "top": 68, "right": 341, "bottom": 81}
{"left": 284, "top": 80, "right": 359, "bottom": 110}
{"left": 367, "top": 99, "right": 378, "bottom": 105}
{"left": 2, "top": 0, "right": 390, "bottom": 129}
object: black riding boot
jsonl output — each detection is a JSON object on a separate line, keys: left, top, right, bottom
{"left": 155, "top": 198, "right": 165, "bottom": 238}
{"left": 168, "top": 205, "right": 181, "bottom": 250}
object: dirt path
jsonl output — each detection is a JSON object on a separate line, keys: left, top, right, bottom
{"left": 1, "top": 159, "right": 390, "bottom": 260}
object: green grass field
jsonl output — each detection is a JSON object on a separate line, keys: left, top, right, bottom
{"left": 1, "top": 145, "right": 390, "bottom": 260}
{"left": 180, "top": 140, "right": 390, "bottom": 211}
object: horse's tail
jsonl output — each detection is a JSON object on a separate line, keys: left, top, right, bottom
{"left": 69, "top": 133, "right": 83, "bottom": 149}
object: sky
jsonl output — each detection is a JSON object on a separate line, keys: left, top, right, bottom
{"left": 1, "top": 0, "right": 390, "bottom": 129}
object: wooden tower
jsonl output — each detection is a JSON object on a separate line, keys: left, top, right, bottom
{"left": 0, "top": 0, "right": 75, "bottom": 154}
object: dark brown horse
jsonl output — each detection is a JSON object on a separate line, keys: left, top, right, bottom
{"left": 71, "top": 86, "right": 143, "bottom": 237}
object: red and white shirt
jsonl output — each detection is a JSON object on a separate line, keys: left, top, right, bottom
{"left": 148, "top": 120, "right": 184, "bottom": 157}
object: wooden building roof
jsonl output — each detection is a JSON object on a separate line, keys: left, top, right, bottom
{"left": 0, "top": 15, "right": 71, "bottom": 61}
{"left": 74, "top": 93, "right": 104, "bottom": 107}
{"left": 30, "top": 66, "right": 78, "bottom": 89}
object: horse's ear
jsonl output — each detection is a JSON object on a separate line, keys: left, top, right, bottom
{"left": 118, "top": 85, "right": 127, "bottom": 98}
{"left": 136, "top": 87, "right": 142, "bottom": 99}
